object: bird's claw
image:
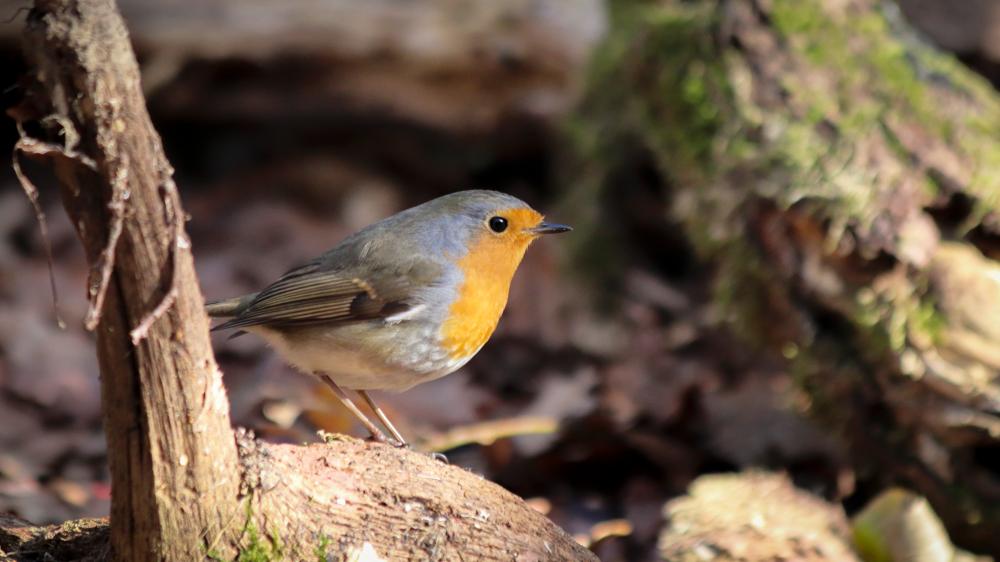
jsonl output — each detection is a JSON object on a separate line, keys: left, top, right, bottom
{"left": 364, "top": 431, "right": 390, "bottom": 444}
{"left": 365, "top": 433, "right": 447, "bottom": 462}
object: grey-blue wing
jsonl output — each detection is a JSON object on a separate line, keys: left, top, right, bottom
{"left": 211, "top": 258, "right": 441, "bottom": 331}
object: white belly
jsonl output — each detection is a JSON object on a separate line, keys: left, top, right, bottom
{"left": 247, "top": 324, "right": 470, "bottom": 391}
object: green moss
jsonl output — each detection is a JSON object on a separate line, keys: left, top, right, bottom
{"left": 771, "top": 0, "right": 933, "bottom": 127}
{"left": 562, "top": 1, "right": 732, "bottom": 300}
{"left": 769, "top": 0, "right": 825, "bottom": 39}
{"left": 314, "top": 535, "right": 331, "bottom": 562}
{"left": 202, "top": 509, "right": 336, "bottom": 562}
{"left": 772, "top": 0, "right": 1000, "bottom": 224}
{"left": 236, "top": 502, "right": 284, "bottom": 562}
{"left": 852, "top": 522, "right": 893, "bottom": 562}
{"left": 908, "top": 297, "right": 944, "bottom": 347}
{"left": 580, "top": 1, "right": 729, "bottom": 180}
{"left": 638, "top": 6, "right": 729, "bottom": 175}
{"left": 899, "top": 13, "right": 1000, "bottom": 205}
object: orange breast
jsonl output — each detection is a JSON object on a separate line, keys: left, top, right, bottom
{"left": 440, "top": 212, "right": 539, "bottom": 360}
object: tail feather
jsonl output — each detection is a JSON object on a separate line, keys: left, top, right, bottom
{"left": 205, "top": 293, "right": 258, "bottom": 322}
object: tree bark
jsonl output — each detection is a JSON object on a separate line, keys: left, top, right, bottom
{"left": 9, "top": 0, "right": 597, "bottom": 560}
{"left": 570, "top": 0, "right": 1000, "bottom": 556}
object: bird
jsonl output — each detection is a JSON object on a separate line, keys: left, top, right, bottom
{"left": 206, "top": 190, "right": 571, "bottom": 447}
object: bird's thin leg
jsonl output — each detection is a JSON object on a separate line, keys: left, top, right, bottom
{"left": 358, "top": 390, "right": 407, "bottom": 447}
{"left": 318, "top": 374, "right": 388, "bottom": 443}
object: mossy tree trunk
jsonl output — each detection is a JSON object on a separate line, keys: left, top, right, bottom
{"left": 571, "top": 0, "right": 1000, "bottom": 555}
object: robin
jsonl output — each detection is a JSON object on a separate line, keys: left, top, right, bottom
{"left": 206, "top": 190, "right": 570, "bottom": 447}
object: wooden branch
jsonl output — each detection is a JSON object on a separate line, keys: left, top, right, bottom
{"left": 10, "top": 1, "right": 596, "bottom": 560}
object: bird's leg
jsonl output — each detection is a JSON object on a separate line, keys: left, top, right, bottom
{"left": 318, "top": 374, "right": 389, "bottom": 443}
{"left": 358, "top": 390, "right": 407, "bottom": 447}
{"left": 358, "top": 391, "right": 447, "bottom": 462}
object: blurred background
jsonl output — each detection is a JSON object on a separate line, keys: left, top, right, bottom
{"left": 2, "top": 0, "right": 1000, "bottom": 560}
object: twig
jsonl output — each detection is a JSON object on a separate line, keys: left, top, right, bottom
{"left": 84, "top": 152, "right": 127, "bottom": 331}
{"left": 12, "top": 116, "right": 180, "bottom": 340}
{"left": 11, "top": 129, "right": 98, "bottom": 329}
{"left": 13, "top": 115, "right": 122, "bottom": 332}
{"left": 2, "top": 5, "right": 30, "bottom": 25}
{"left": 419, "top": 416, "right": 559, "bottom": 453}
{"left": 128, "top": 177, "right": 183, "bottom": 344}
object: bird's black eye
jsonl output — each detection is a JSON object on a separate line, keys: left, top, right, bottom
{"left": 488, "top": 216, "right": 508, "bottom": 233}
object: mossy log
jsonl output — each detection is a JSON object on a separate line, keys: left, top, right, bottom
{"left": 571, "top": 0, "right": 1000, "bottom": 555}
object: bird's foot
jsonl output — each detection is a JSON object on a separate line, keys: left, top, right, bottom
{"left": 378, "top": 438, "right": 448, "bottom": 463}
{"left": 365, "top": 432, "right": 413, "bottom": 450}
{"left": 364, "top": 430, "right": 391, "bottom": 444}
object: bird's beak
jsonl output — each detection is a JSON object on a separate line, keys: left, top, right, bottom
{"left": 528, "top": 222, "right": 572, "bottom": 235}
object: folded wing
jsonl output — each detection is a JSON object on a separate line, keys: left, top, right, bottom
{"left": 212, "top": 259, "right": 441, "bottom": 331}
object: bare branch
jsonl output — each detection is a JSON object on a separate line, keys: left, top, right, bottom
{"left": 11, "top": 128, "right": 98, "bottom": 329}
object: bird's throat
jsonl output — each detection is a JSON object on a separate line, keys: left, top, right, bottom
{"left": 439, "top": 232, "right": 534, "bottom": 360}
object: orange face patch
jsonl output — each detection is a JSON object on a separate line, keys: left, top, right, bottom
{"left": 439, "top": 207, "right": 544, "bottom": 360}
